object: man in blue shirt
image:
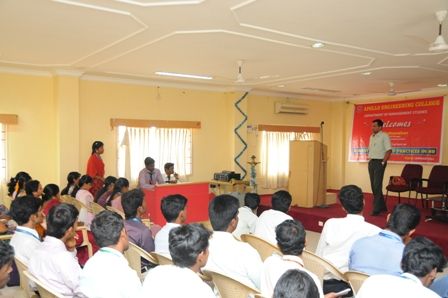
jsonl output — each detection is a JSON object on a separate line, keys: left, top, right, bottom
{"left": 349, "top": 203, "right": 420, "bottom": 276}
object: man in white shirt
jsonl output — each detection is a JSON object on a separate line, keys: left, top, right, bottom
{"left": 137, "top": 157, "right": 165, "bottom": 189}
{"left": 203, "top": 194, "right": 263, "bottom": 289}
{"left": 357, "top": 236, "right": 446, "bottom": 298}
{"left": 163, "top": 162, "right": 180, "bottom": 184}
{"left": 233, "top": 193, "right": 260, "bottom": 240}
{"left": 80, "top": 210, "right": 143, "bottom": 298}
{"left": 273, "top": 269, "right": 320, "bottom": 298}
{"left": 28, "top": 203, "right": 82, "bottom": 297}
{"left": 154, "top": 194, "right": 188, "bottom": 256}
{"left": 315, "top": 185, "right": 380, "bottom": 294}
{"left": 254, "top": 190, "right": 293, "bottom": 244}
{"left": 143, "top": 223, "right": 215, "bottom": 297}
{"left": 261, "top": 219, "right": 337, "bottom": 298}
{"left": 9, "top": 196, "right": 44, "bottom": 264}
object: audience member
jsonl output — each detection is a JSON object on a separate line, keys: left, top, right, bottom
{"left": 254, "top": 190, "right": 293, "bottom": 244}
{"left": 75, "top": 175, "right": 95, "bottom": 227}
{"left": 0, "top": 240, "right": 14, "bottom": 289}
{"left": 137, "top": 157, "right": 164, "bottom": 189}
{"left": 122, "top": 189, "right": 154, "bottom": 252}
{"left": 95, "top": 176, "right": 117, "bottom": 205}
{"left": 273, "top": 269, "right": 320, "bottom": 298}
{"left": 261, "top": 219, "right": 335, "bottom": 298}
{"left": 203, "top": 194, "right": 263, "bottom": 289}
{"left": 42, "top": 184, "right": 62, "bottom": 217}
{"left": 28, "top": 203, "right": 82, "bottom": 297}
{"left": 316, "top": 185, "right": 380, "bottom": 293}
{"left": 25, "top": 180, "right": 43, "bottom": 198}
{"left": 80, "top": 210, "right": 142, "bottom": 298}
{"left": 155, "top": 194, "right": 188, "bottom": 256}
{"left": 9, "top": 196, "right": 43, "bottom": 264}
{"left": 349, "top": 203, "right": 420, "bottom": 275}
{"left": 143, "top": 224, "right": 214, "bottom": 297}
{"left": 7, "top": 171, "right": 31, "bottom": 199}
{"left": 430, "top": 274, "right": 448, "bottom": 298}
{"left": 61, "top": 171, "right": 81, "bottom": 197}
{"left": 233, "top": 192, "right": 260, "bottom": 240}
{"left": 163, "top": 162, "right": 179, "bottom": 183}
{"left": 107, "top": 177, "right": 129, "bottom": 211}
{"left": 357, "top": 237, "right": 446, "bottom": 298}
{"left": 86, "top": 140, "right": 105, "bottom": 197}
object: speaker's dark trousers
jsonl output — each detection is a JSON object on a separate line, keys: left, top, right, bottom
{"left": 368, "top": 159, "right": 387, "bottom": 213}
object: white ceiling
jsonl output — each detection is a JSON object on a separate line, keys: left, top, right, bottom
{"left": 1, "top": 0, "right": 448, "bottom": 99}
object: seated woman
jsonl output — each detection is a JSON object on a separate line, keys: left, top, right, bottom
{"left": 106, "top": 177, "right": 129, "bottom": 212}
{"left": 95, "top": 176, "right": 117, "bottom": 206}
{"left": 61, "top": 171, "right": 81, "bottom": 197}
{"left": 25, "top": 180, "right": 43, "bottom": 199}
{"left": 7, "top": 171, "right": 32, "bottom": 199}
{"left": 75, "top": 175, "right": 95, "bottom": 228}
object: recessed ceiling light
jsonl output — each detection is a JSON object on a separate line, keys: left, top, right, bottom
{"left": 437, "top": 83, "right": 447, "bottom": 87}
{"left": 155, "top": 71, "right": 212, "bottom": 80}
{"left": 362, "top": 72, "right": 372, "bottom": 76}
{"left": 277, "top": 85, "right": 285, "bottom": 88}
{"left": 312, "top": 42, "right": 325, "bottom": 48}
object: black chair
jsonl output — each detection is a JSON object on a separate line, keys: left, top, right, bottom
{"left": 385, "top": 164, "right": 423, "bottom": 204}
{"left": 415, "top": 165, "right": 448, "bottom": 208}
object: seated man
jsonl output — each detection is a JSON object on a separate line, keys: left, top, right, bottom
{"left": 143, "top": 223, "right": 214, "bottom": 297}
{"left": 233, "top": 192, "right": 260, "bottom": 240}
{"left": 154, "top": 194, "right": 188, "bottom": 256}
{"left": 349, "top": 203, "right": 420, "bottom": 276}
{"left": 0, "top": 240, "right": 14, "bottom": 289}
{"left": 261, "top": 219, "right": 336, "bottom": 298}
{"left": 316, "top": 185, "right": 380, "bottom": 292}
{"left": 254, "top": 190, "right": 293, "bottom": 244}
{"left": 163, "top": 162, "right": 180, "bottom": 184}
{"left": 203, "top": 194, "right": 263, "bottom": 289}
{"left": 122, "top": 189, "right": 154, "bottom": 252}
{"left": 80, "top": 210, "right": 142, "bottom": 298}
{"left": 357, "top": 237, "right": 446, "bottom": 298}
{"left": 9, "top": 196, "right": 43, "bottom": 264}
{"left": 430, "top": 275, "right": 448, "bottom": 298}
{"left": 28, "top": 203, "right": 82, "bottom": 297}
{"left": 273, "top": 269, "right": 320, "bottom": 298}
{"left": 137, "top": 157, "right": 164, "bottom": 189}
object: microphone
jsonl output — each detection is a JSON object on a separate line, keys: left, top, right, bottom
{"left": 320, "top": 121, "right": 324, "bottom": 126}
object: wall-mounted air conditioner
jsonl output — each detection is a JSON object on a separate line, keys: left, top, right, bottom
{"left": 274, "top": 102, "right": 309, "bottom": 115}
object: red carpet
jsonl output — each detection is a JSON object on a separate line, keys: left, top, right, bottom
{"left": 259, "top": 193, "right": 448, "bottom": 256}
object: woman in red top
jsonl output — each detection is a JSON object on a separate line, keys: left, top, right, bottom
{"left": 86, "top": 141, "right": 105, "bottom": 197}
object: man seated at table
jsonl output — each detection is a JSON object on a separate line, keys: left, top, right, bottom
{"left": 155, "top": 194, "right": 188, "bottom": 256}
{"left": 164, "top": 162, "right": 180, "bottom": 184}
{"left": 357, "top": 237, "right": 446, "bottom": 298}
{"left": 137, "top": 157, "right": 164, "bottom": 189}
{"left": 143, "top": 223, "right": 215, "bottom": 297}
{"left": 28, "top": 203, "right": 82, "bottom": 297}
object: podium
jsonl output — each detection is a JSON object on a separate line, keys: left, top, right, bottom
{"left": 289, "top": 141, "right": 327, "bottom": 208}
{"left": 143, "top": 182, "right": 212, "bottom": 226}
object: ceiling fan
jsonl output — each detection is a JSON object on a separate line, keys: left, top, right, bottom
{"left": 386, "top": 82, "right": 420, "bottom": 96}
{"left": 429, "top": 10, "right": 448, "bottom": 52}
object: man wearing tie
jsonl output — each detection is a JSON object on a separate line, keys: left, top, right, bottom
{"left": 138, "top": 157, "right": 165, "bottom": 189}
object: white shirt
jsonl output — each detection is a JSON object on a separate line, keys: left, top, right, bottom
{"left": 75, "top": 189, "right": 94, "bottom": 228}
{"left": 368, "top": 130, "right": 392, "bottom": 159}
{"left": 254, "top": 209, "right": 293, "bottom": 244}
{"left": 143, "top": 265, "right": 215, "bottom": 298}
{"left": 10, "top": 226, "right": 41, "bottom": 265}
{"left": 357, "top": 273, "right": 440, "bottom": 298}
{"left": 28, "top": 236, "right": 82, "bottom": 298}
{"left": 315, "top": 214, "right": 381, "bottom": 273}
{"left": 203, "top": 231, "right": 263, "bottom": 289}
{"left": 154, "top": 222, "right": 181, "bottom": 256}
{"left": 261, "top": 254, "right": 324, "bottom": 298}
{"left": 233, "top": 206, "right": 258, "bottom": 240}
{"left": 80, "top": 247, "right": 143, "bottom": 298}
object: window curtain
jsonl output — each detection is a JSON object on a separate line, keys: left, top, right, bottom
{"left": 260, "top": 131, "right": 315, "bottom": 189}
{"left": 117, "top": 126, "right": 192, "bottom": 185}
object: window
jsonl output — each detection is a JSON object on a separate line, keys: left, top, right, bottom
{"left": 117, "top": 126, "right": 192, "bottom": 184}
{"left": 0, "top": 123, "right": 6, "bottom": 195}
{"left": 259, "top": 130, "right": 316, "bottom": 189}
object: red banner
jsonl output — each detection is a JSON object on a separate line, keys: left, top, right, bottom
{"left": 349, "top": 97, "right": 444, "bottom": 163}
